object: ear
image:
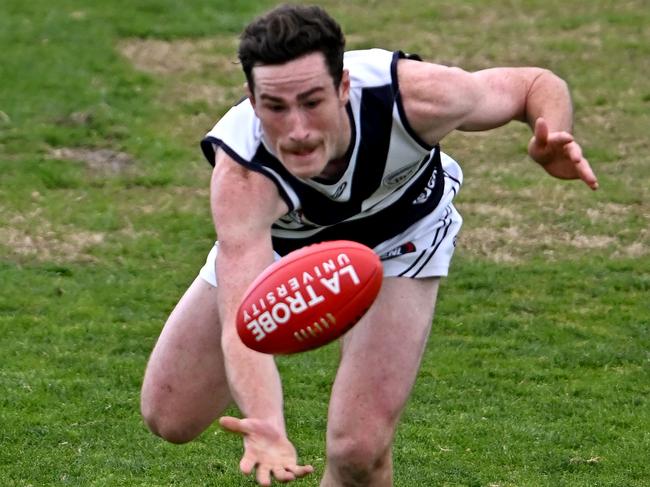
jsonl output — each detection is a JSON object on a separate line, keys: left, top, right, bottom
{"left": 245, "top": 82, "right": 257, "bottom": 110}
{"left": 338, "top": 69, "right": 350, "bottom": 105}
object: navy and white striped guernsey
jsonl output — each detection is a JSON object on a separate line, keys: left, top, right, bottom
{"left": 201, "top": 49, "right": 447, "bottom": 256}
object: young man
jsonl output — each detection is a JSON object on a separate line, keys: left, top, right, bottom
{"left": 140, "top": 4, "right": 598, "bottom": 486}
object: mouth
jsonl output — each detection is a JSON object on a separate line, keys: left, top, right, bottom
{"left": 280, "top": 143, "right": 323, "bottom": 166}
{"left": 279, "top": 143, "right": 325, "bottom": 178}
{"left": 285, "top": 145, "right": 317, "bottom": 158}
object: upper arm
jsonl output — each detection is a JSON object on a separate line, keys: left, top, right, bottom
{"left": 210, "top": 149, "right": 288, "bottom": 259}
{"left": 209, "top": 149, "right": 289, "bottom": 329}
{"left": 397, "top": 59, "right": 550, "bottom": 144}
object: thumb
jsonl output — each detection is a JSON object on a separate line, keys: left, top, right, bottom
{"left": 219, "top": 416, "right": 250, "bottom": 435}
{"left": 220, "top": 417, "right": 258, "bottom": 475}
{"left": 534, "top": 117, "right": 549, "bottom": 145}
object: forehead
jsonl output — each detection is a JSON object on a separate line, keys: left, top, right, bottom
{"left": 252, "top": 52, "right": 334, "bottom": 98}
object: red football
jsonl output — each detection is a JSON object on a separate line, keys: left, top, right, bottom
{"left": 236, "top": 240, "right": 383, "bottom": 354}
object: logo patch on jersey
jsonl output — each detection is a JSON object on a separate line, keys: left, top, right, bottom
{"left": 283, "top": 210, "right": 305, "bottom": 225}
{"left": 380, "top": 242, "right": 416, "bottom": 260}
{"left": 332, "top": 182, "right": 347, "bottom": 199}
{"left": 382, "top": 161, "right": 420, "bottom": 188}
{"left": 412, "top": 169, "right": 438, "bottom": 205}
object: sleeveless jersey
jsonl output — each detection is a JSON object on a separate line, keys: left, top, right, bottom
{"left": 201, "top": 49, "right": 450, "bottom": 256}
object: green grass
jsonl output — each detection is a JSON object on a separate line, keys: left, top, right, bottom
{"left": 1, "top": 0, "right": 648, "bottom": 485}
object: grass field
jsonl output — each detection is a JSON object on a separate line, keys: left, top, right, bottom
{"left": 1, "top": 0, "right": 648, "bottom": 485}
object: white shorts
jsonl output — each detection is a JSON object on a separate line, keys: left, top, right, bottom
{"left": 199, "top": 161, "right": 463, "bottom": 286}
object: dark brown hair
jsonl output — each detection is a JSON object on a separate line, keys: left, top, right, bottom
{"left": 238, "top": 4, "right": 346, "bottom": 91}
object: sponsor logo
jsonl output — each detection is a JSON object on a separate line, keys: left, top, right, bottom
{"left": 332, "top": 181, "right": 347, "bottom": 199}
{"left": 412, "top": 168, "right": 438, "bottom": 205}
{"left": 380, "top": 242, "right": 416, "bottom": 260}
{"left": 281, "top": 210, "right": 304, "bottom": 225}
{"left": 383, "top": 161, "right": 420, "bottom": 188}
{"left": 242, "top": 253, "right": 361, "bottom": 342}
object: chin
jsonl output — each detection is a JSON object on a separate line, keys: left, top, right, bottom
{"left": 292, "top": 167, "right": 324, "bottom": 179}
{"left": 282, "top": 156, "right": 327, "bottom": 179}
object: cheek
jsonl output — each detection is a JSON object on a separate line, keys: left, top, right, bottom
{"left": 321, "top": 114, "right": 342, "bottom": 141}
{"left": 259, "top": 117, "right": 284, "bottom": 142}
{"left": 311, "top": 109, "right": 338, "bottom": 135}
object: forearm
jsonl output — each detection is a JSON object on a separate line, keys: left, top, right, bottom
{"left": 216, "top": 246, "right": 287, "bottom": 434}
{"left": 524, "top": 69, "right": 574, "bottom": 132}
{"left": 221, "top": 325, "right": 286, "bottom": 433}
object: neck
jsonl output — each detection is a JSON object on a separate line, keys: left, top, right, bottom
{"left": 317, "top": 157, "right": 348, "bottom": 181}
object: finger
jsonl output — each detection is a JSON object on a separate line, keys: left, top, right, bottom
{"left": 576, "top": 159, "right": 599, "bottom": 190}
{"left": 271, "top": 466, "right": 296, "bottom": 483}
{"left": 239, "top": 454, "right": 256, "bottom": 475}
{"left": 564, "top": 140, "right": 583, "bottom": 163}
{"left": 219, "top": 416, "right": 249, "bottom": 435}
{"left": 534, "top": 117, "right": 549, "bottom": 144}
{"left": 239, "top": 458, "right": 255, "bottom": 475}
{"left": 546, "top": 131, "right": 574, "bottom": 146}
{"left": 286, "top": 464, "right": 315, "bottom": 478}
{"left": 565, "top": 142, "right": 598, "bottom": 189}
{"left": 256, "top": 465, "right": 272, "bottom": 487}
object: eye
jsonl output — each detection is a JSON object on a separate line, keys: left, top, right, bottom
{"left": 268, "top": 104, "right": 286, "bottom": 113}
{"left": 304, "top": 99, "right": 322, "bottom": 109}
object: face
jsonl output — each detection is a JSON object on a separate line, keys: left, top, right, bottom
{"left": 249, "top": 52, "right": 350, "bottom": 179}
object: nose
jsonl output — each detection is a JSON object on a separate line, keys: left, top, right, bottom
{"left": 288, "top": 109, "right": 310, "bottom": 142}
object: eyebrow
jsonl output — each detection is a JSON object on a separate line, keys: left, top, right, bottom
{"left": 259, "top": 87, "right": 326, "bottom": 103}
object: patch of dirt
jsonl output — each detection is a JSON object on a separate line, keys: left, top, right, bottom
{"left": 1, "top": 205, "right": 162, "bottom": 263}
{"left": 118, "top": 36, "right": 245, "bottom": 119}
{"left": 118, "top": 37, "right": 240, "bottom": 76}
{"left": 167, "top": 81, "right": 244, "bottom": 108}
{"left": 0, "top": 110, "right": 11, "bottom": 124}
{"left": 459, "top": 202, "right": 520, "bottom": 220}
{"left": 1, "top": 214, "right": 105, "bottom": 263}
{"left": 585, "top": 203, "right": 640, "bottom": 223}
{"left": 49, "top": 147, "right": 134, "bottom": 174}
{"left": 458, "top": 224, "right": 621, "bottom": 263}
{"left": 613, "top": 229, "right": 649, "bottom": 259}
{"left": 55, "top": 111, "right": 94, "bottom": 127}
{"left": 456, "top": 201, "right": 647, "bottom": 263}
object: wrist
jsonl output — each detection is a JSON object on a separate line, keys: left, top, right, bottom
{"left": 221, "top": 332, "right": 287, "bottom": 431}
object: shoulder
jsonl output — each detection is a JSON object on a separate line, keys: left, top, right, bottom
{"left": 210, "top": 150, "right": 288, "bottom": 232}
{"left": 398, "top": 58, "right": 479, "bottom": 113}
{"left": 209, "top": 97, "right": 256, "bottom": 136}
{"left": 397, "top": 58, "right": 475, "bottom": 96}
{"left": 396, "top": 58, "right": 480, "bottom": 144}
{"left": 344, "top": 48, "right": 395, "bottom": 87}
{"left": 344, "top": 48, "right": 393, "bottom": 67}
{"left": 203, "top": 98, "right": 263, "bottom": 165}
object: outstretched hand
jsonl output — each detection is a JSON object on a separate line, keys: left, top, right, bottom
{"left": 219, "top": 416, "right": 314, "bottom": 486}
{"left": 528, "top": 117, "right": 599, "bottom": 190}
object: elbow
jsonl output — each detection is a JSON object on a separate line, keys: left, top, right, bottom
{"left": 523, "top": 68, "right": 572, "bottom": 126}
{"left": 542, "top": 68, "right": 569, "bottom": 91}
{"left": 530, "top": 68, "right": 570, "bottom": 96}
